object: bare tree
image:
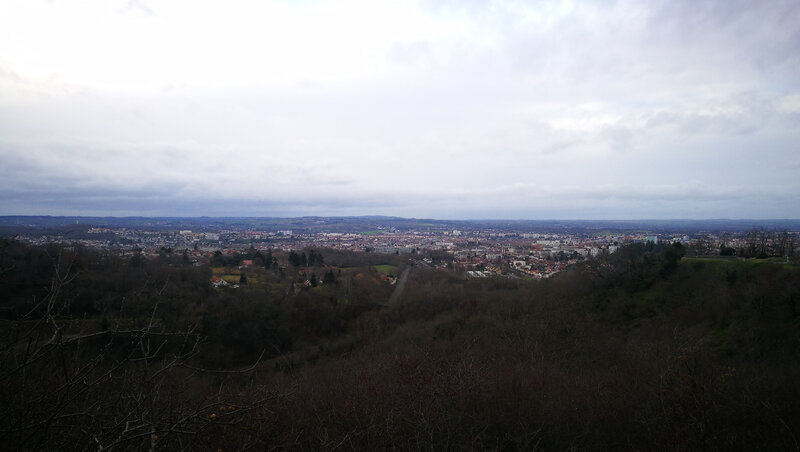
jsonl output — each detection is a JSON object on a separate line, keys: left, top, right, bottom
{"left": 1, "top": 246, "right": 281, "bottom": 451}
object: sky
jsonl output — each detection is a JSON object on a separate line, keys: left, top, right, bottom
{"left": 1, "top": 0, "right": 799, "bottom": 220}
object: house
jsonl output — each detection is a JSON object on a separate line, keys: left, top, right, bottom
{"left": 211, "top": 277, "right": 229, "bottom": 288}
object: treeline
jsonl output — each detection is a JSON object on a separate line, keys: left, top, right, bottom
{"left": 287, "top": 249, "right": 323, "bottom": 267}
{"left": 687, "top": 228, "right": 798, "bottom": 258}
{"left": 210, "top": 248, "right": 274, "bottom": 268}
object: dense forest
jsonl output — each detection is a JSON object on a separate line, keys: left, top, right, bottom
{"left": 1, "top": 238, "right": 799, "bottom": 450}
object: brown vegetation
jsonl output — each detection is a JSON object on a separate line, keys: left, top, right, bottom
{"left": 1, "top": 239, "right": 799, "bottom": 450}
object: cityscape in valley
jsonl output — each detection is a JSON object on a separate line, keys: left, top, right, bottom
{"left": 3, "top": 216, "right": 799, "bottom": 280}
{"left": 4, "top": 216, "right": 800, "bottom": 450}
{"left": 3, "top": 0, "right": 800, "bottom": 448}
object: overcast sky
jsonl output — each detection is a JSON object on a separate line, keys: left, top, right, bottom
{"left": 1, "top": 0, "right": 799, "bottom": 219}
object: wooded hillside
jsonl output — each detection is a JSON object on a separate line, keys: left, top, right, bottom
{"left": 1, "top": 239, "right": 798, "bottom": 450}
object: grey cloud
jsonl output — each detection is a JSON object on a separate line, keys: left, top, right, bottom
{"left": 499, "top": 0, "right": 800, "bottom": 100}
{"left": 540, "top": 137, "right": 585, "bottom": 155}
{"left": 0, "top": 139, "right": 357, "bottom": 203}
{"left": 635, "top": 91, "right": 800, "bottom": 139}
{"left": 2, "top": 0, "right": 799, "bottom": 219}
{"left": 415, "top": 183, "right": 800, "bottom": 219}
{"left": 649, "top": 0, "right": 800, "bottom": 69}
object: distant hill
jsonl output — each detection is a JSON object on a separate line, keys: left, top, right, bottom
{"left": 2, "top": 215, "right": 799, "bottom": 234}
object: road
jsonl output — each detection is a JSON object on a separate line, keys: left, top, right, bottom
{"left": 387, "top": 266, "right": 410, "bottom": 305}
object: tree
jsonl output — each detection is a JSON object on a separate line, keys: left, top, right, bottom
{"left": 687, "top": 239, "right": 712, "bottom": 257}
{"left": 212, "top": 250, "right": 227, "bottom": 267}
{"left": 0, "top": 244, "right": 276, "bottom": 449}
{"left": 307, "top": 250, "right": 324, "bottom": 266}
{"left": 775, "top": 231, "right": 790, "bottom": 257}
{"left": 289, "top": 251, "right": 300, "bottom": 267}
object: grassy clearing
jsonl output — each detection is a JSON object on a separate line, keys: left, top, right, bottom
{"left": 373, "top": 265, "right": 398, "bottom": 275}
{"left": 211, "top": 266, "right": 243, "bottom": 284}
{"left": 682, "top": 256, "right": 743, "bottom": 263}
{"left": 683, "top": 256, "right": 798, "bottom": 267}
{"left": 358, "top": 230, "right": 382, "bottom": 235}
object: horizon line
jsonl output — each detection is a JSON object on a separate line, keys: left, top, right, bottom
{"left": 2, "top": 215, "right": 800, "bottom": 222}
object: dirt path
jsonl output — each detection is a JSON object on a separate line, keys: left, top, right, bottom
{"left": 387, "top": 266, "right": 410, "bottom": 305}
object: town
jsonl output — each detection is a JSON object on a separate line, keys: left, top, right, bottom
{"left": 5, "top": 217, "right": 798, "bottom": 280}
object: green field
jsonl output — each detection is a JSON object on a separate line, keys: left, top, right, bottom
{"left": 222, "top": 274, "right": 241, "bottom": 283}
{"left": 683, "top": 256, "right": 798, "bottom": 267}
{"left": 372, "top": 264, "right": 398, "bottom": 275}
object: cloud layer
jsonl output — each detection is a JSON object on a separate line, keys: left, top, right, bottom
{"left": 1, "top": 0, "right": 799, "bottom": 219}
